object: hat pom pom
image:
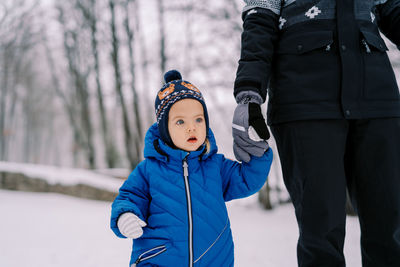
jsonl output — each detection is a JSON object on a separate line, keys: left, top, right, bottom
{"left": 163, "top": 70, "right": 182, "bottom": 84}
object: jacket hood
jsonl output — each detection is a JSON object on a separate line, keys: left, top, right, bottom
{"left": 143, "top": 123, "right": 218, "bottom": 162}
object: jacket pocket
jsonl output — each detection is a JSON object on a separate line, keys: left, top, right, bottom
{"left": 360, "top": 29, "right": 399, "bottom": 101}
{"left": 277, "top": 31, "right": 333, "bottom": 55}
{"left": 271, "top": 31, "right": 340, "bottom": 105}
{"left": 132, "top": 245, "right": 167, "bottom": 266}
{"left": 194, "top": 218, "right": 229, "bottom": 264}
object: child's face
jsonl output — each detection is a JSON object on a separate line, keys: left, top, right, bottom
{"left": 168, "top": 99, "right": 206, "bottom": 151}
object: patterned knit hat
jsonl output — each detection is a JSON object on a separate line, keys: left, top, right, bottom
{"left": 155, "top": 70, "right": 209, "bottom": 148}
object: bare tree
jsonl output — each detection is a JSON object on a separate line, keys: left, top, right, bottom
{"left": 76, "top": 0, "right": 119, "bottom": 168}
{"left": 42, "top": 33, "right": 86, "bottom": 166}
{"left": 183, "top": 0, "right": 194, "bottom": 76}
{"left": 109, "top": 0, "right": 137, "bottom": 167}
{"left": 57, "top": 3, "right": 96, "bottom": 168}
{"left": 0, "top": 43, "right": 11, "bottom": 160}
{"left": 0, "top": 0, "right": 42, "bottom": 161}
{"left": 123, "top": 0, "right": 145, "bottom": 162}
{"left": 132, "top": 0, "right": 154, "bottom": 127}
{"left": 156, "top": 0, "right": 166, "bottom": 76}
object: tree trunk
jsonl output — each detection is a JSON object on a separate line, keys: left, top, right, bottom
{"left": 7, "top": 43, "right": 25, "bottom": 162}
{"left": 43, "top": 32, "right": 86, "bottom": 166}
{"left": 123, "top": 0, "right": 143, "bottom": 161}
{"left": 133, "top": 0, "right": 153, "bottom": 127}
{"left": 0, "top": 48, "right": 9, "bottom": 161}
{"left": 109, "top": 0, "right": 137, "bottom": 167}
{"left": 258, "top": 181, "right": 273, "bottom": 210}
{"left": 156, "top": 0, "right": 166, "bottom": 76}
{"left": 57, "top": 5, "right": 96, "bottom": 168}
{"left": 76, "top": 64, "right": 95, "bottom": 169}
{"left": 184, "top": 0, "right": 194, "bottom": 76}
{"left": 78, "top": 0, "right": 119, "bottom": 168}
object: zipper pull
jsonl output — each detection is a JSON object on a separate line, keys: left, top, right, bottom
{"left": 183, "top": 159, "right": 188, "bottom": 177}
{"left": 362, "top": 39, "right": 371, "bottom": 53}
{"left": 325, "top": 43, "right": 331, "bottom": 51}
{"left": 134, "top": 256, "right": 141, "bottom": 264}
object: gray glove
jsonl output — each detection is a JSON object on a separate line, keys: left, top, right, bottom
{"left": 232, "top": 91, "right": 270, "bottom": 162}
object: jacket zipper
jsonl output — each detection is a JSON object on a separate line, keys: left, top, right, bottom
{"left": 182, "top": 157, "right": 193, "bottom": 267}
{"left": 194, "top": 218, "right": 229, "bottom": 263}
{"left": 133, "top": 245, "right": 167, "bottom": 266}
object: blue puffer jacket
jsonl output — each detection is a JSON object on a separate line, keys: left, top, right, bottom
{"left": 111, "top": 123, "right": 273, "bottom": 266}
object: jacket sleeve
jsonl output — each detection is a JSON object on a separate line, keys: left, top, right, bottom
{"left": 219, "top": 148, "right": 273, "bottom": 202}
{"left": 110, "top": 160, "right": 150, "bottom": 238}
{"left": 234, "top": 2, "right": 281, "bottom": 102}
{"left": 376, "top": 0, "right": 400, "bottom": 49}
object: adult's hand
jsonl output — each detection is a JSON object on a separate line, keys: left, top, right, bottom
{"left": 232, "top": 91, "right": 270, "bottom": 162}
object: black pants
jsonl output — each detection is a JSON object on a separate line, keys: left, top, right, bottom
{"left": 271, "top": 118, "right": 400, "bottom": 267}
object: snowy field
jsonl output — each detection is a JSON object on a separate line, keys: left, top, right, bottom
{"left": 0, "top": 189, "right": 362, "bottom": 267}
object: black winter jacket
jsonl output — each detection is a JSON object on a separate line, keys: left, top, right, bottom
{"left": 234, "top": 0, "right": 400, "bottom": 125}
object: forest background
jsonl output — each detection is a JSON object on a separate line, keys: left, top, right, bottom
{"left": 1, "top": 0, "right": 399, "bottom": 207}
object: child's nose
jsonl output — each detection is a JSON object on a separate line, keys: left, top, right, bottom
{"left": 187, "top": 122, "right": 196, "bottom": 132}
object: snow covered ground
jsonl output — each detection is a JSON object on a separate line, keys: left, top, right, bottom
{"left": 0, "top": 189, "right": 362, "bottom": 267}
{"left": 0, "top": 161, "right": 123, "bottom": 192}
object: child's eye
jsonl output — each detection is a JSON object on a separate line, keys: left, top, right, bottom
{"left": 196, "top": 118, "right": 203, "bottom": 123}
{"left": 176, "top": 119, "right": 184, "bottom": 125}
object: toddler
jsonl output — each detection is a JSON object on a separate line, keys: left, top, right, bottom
{"left": 110, "top": 70, "right": 273, "bottom": 266}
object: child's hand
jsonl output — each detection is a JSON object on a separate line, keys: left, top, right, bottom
{"left": 117, "top": 212, "right": 147, "bottom": 239}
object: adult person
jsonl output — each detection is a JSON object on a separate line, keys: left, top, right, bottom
{"left": 231, "top": 0, "right": 400, "bottom": 266}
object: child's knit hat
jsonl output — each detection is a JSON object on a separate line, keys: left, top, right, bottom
{"left": 155, "top": 70, "right": 209, "bottom": 148}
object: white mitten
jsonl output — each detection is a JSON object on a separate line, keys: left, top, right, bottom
{"left": 117, "top": 212, "right": 147, "bottom": 239}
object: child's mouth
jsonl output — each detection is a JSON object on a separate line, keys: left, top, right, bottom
{"left": 187, "top": 137, "right": 197, "bottom": 143}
